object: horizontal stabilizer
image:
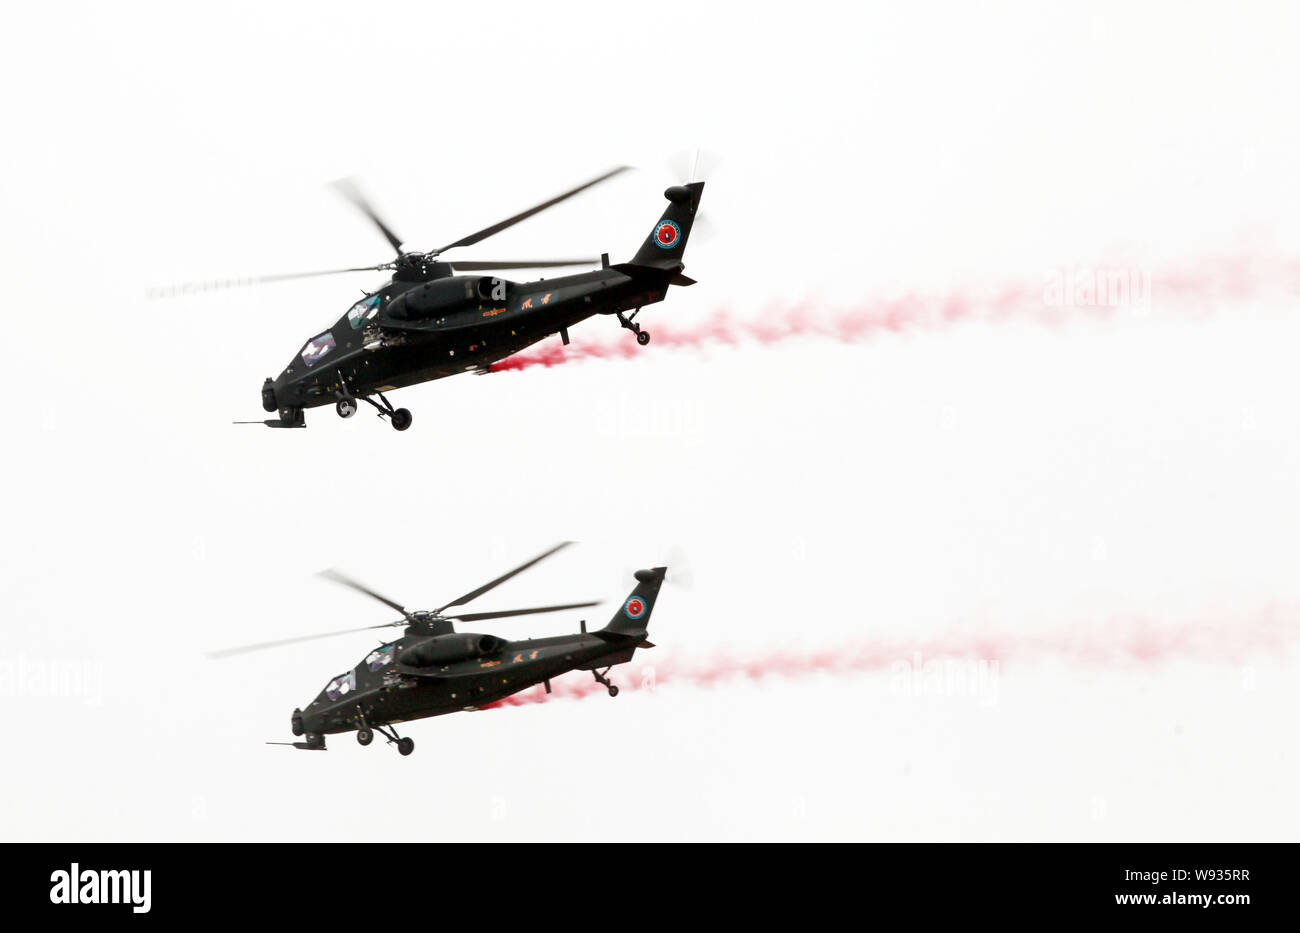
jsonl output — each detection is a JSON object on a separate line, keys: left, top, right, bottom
{"left": 593, "top": 628, "right": 646, "bottom": 644}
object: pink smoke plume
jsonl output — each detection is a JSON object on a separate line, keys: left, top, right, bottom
{"left": 490, "top": 245, "right": 1300, "bottom": 373}
{"left": 479, "top": 607, "right": 1298, "bottom": 710}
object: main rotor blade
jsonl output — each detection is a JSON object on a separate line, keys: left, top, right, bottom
{"left": 434, "top": 166, "right": 630, "bottom": 254}
{"left": 445, "top": 600, "right": 602, "bottom": 622}
{"left": 434, "top": 541, "right": 574, "bottom": 613}
{"left": 446, "top": 258, "right": 603, "bottom": 271}
{"left": 206, "top": 619, "right": 404, "bottom": 659}
{"left": 146, "top": 263, "right": 392, "bottom": 299}
{"left": 332, "top": 177, "right": 405, "bottom": 255}
{"left": 318, "top": 569, "right": 408, "bottom": 617}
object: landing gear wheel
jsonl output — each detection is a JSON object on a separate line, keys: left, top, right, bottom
{"left": 636, "top": 330, "right": 651, "bottom": 346}
{"left": 390, "top": 408, "right": 413, "bottom": 432}
{"left": 593, "top": 667, "right": 618, "bottom": 696}
{"left": 356, "top": 728, "right": 373, "bottom": 746}
{"left": 397, "top": 737, "right": 415, "bottom": 756}
{"left": 336, "top": 398, "right": 357, "bottom": 419}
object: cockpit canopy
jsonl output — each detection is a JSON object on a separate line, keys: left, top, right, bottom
{"left": 365, "top": 644, "right": 396, "bottom": 672}
{"left": 347, "top": 294, "right": 382, "bottom": 330}
{"left": 323, "top": 670, "right": 356, "bottom": 702}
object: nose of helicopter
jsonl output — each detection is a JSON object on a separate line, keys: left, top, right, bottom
{"left": 294, "top": 703, "right": 329, "bottom": 737}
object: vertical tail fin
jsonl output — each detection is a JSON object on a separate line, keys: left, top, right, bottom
{"left": 628, "top": 183, "right": 705, "bottom": 269}
{"left": 600, "top": 567, "right": 667, "bottom": 638}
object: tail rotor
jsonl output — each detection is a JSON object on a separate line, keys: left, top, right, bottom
{"left": 665, "top": 147, "right": 720, "bottom": 244}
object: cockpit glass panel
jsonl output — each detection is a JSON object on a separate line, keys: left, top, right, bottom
{"left": 366, "top": 644, "right": 396, "bottom": 672}
{"left": 325, "top": 670, "right": 356, "bottom": 701}
{"left": 301, "top": 331, "right": 336, "bottom": 367}
{"left": 347, "top": 294, "right": 381, "bottom": 330}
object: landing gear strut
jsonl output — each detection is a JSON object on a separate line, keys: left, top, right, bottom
{"left": 593, "top": 667, "right": 620, "bottom": 697}
{"left": 359, "top": 390, "right": 413, "bottom": 432}
{"left": 373, "top": 722, "right": 415, "bottom": 756}
{"left": 334, "top": 370, "right": 406, "bottom": 428}
{"left": 334, "top": 370, "right": 358, "bottom": 420}
{"left": 617, "top": 309, "right": 650, "bottom": 346}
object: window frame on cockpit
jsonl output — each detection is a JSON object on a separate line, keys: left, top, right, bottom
{"left": 365, "top": 644, "right": 396, "bottom": 672}
{"left": 347, "top": 294, "right": 382, "bottom": 330}
{"left": 300, "top": 330, "right": 337, "bottom": 367}
{"left": 324, "top": 670, "right": 356, "bottom": 701}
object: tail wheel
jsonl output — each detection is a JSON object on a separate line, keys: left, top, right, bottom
{"left": 336, "top": 398, "right": 357, "bottom": 419}
{"left": 356, "top": 728, "right": 373, "bottom": 746}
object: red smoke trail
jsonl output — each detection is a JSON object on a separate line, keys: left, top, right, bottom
{"left": 490, "top": 246, "right": 1300, "bottom": 373}
{"left": 478, "top": 607, "right": 1297, "bottom": 710}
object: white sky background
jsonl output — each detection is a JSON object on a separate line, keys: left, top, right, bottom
{"left": 1, "top": 1, "right": 1298, "bottom": 840}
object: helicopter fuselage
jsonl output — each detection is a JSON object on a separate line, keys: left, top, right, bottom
{"left": 275, "top": 565, "right": 667, "bottom": 755}
{"left": 264, "top": 262, "right": 672, "bottom": 422}
{"left": 296, "top": 627, "right": 640, "bottom": 738}
{"left": 253, "top": 178, "right": 706, "bottom": 428}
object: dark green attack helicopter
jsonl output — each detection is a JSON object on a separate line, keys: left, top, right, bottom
{"left": 208, "top": 543, "right": 666, "bottom": 755}
{"left": 163, "top": 167, "right": 705, "bottom": 430}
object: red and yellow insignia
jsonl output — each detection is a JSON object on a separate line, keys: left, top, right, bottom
{"left": 654, "top": 219, "right": 681, "bottom": 249}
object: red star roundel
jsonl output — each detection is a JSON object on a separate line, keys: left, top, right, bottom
{"left": 654, "top": 219, "right": 680, "bottom": 249}
{"left": 623, "top": 596, "right": 647, "bottom": 619}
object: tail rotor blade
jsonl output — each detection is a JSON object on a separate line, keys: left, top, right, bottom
{"left": 619, "top": 544, "right": 693, "bottom": 590}
{"left": 670, "top": 146, "right": 722, "bottom": 183}
{"left": 663, "top": 544, "right": 694, "bottom": 588}
{"left": 667, "top": 148, "right": 721, "bottom": 184}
